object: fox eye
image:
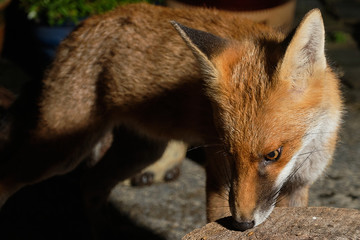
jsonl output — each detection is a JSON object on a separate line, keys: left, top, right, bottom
{"left": 264, "top": 147, "right": 282, "bottom": 162}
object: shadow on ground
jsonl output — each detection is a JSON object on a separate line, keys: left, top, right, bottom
{"left": 0, "top": 170, "right": 164, "bottom": 240}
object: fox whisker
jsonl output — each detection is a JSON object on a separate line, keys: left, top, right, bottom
{"left": 187, "top": 144, "right": 222, "bottom": 152}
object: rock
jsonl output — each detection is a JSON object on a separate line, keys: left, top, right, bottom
{"left": 182, "top": 207, "right": 360, "bottom": 240}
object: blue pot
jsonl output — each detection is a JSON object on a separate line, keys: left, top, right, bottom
{"left": 33, "top": 25, "right": 75, "bottom": 59}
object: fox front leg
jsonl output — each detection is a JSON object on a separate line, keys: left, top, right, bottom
{"left": 81, "top": 126, "right": 168, "bottom": 210}
{"left": 127, "top": 140, "right": 186, "bottom": 186}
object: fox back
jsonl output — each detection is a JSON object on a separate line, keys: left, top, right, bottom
{"left": 0, "top": 3, "right": 342, "bottom": 231}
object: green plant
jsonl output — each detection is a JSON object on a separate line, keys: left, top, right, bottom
{"left": 327, "top": 30, "right": 348, "bottom": 44}
{"left": 20, "top": 0, "right": 163, "bottom": 26}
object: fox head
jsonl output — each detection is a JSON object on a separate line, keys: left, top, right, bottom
{"left": 172, "top": 9, "right": 342, "bottom": 230}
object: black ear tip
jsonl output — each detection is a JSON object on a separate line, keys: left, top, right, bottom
{"left": 171, "top": 20, "right": 228, "bottom": 61}
{"left": 171, "top": 21, "right": 193, "bottom": 40}
{"left": 170, "top": 20, "right": 181, "bottom": 28}
{"left": 170, "top": 20, "right": 180, "bottom": 31}
{"left": 170, "top": 20, "right": 185, "bottom": 32}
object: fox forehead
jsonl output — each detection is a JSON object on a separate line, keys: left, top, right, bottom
{"left": 214, "top": 39, "right": 280, "bottom": 86}
{"left": 211, "top": 39, "right": 285, "bottom": 111}
{"left": 208, "top": 41, "right": 312, "bottom": 157}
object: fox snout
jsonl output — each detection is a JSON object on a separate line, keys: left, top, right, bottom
{"left": 229, "top": 201, "right": 274, "bottom": 231}
{"left": 232, "top": 219, "right": 255, "bottom": 231}
{"left": 228, "top": 166, "right": 276, "bottom": 231}
{"left": 228, "top": 177, "right": 258, "bottom": 231}
{"left": 229, "top": 194, "right": 258, "bottom": 231}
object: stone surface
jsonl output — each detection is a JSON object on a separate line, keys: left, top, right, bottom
{"left": 182, "top": 207, "right": 360, "bottom": 240}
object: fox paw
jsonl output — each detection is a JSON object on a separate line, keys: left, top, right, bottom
{"left": 130, "top": 164, "right": 181, "bottom": 186}
{"left": 163, "top": 165, "right": 180, "bottom": 182}
{"left": 124, "top": 140, "right": 187, "bottom": 186}
{"left": 130, "top": 171, "right": 154, "bottom": 186}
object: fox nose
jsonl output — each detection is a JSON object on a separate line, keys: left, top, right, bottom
{"left": 232, "top": 219, "right": 255, "bottom": 231}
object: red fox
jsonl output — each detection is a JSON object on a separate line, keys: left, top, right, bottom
{"left": 0, "top": 3, "right": 342, "bottom": 231}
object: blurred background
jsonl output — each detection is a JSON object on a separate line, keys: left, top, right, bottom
{"left": 0, "top": 0, "right": 359, "bottom": 239}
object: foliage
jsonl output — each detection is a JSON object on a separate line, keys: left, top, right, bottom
{"left": 327, "top": 31, "right": 348, "bottom": 44}
{"left": 20, "top": 0, "right": 163, "bottom": 26}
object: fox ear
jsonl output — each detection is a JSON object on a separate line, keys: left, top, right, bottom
{"left": 171, "top": 21, "right": 228, "bottom": 80}
{"left": 279, "top": 9, "right": 326, "bottom": 92}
